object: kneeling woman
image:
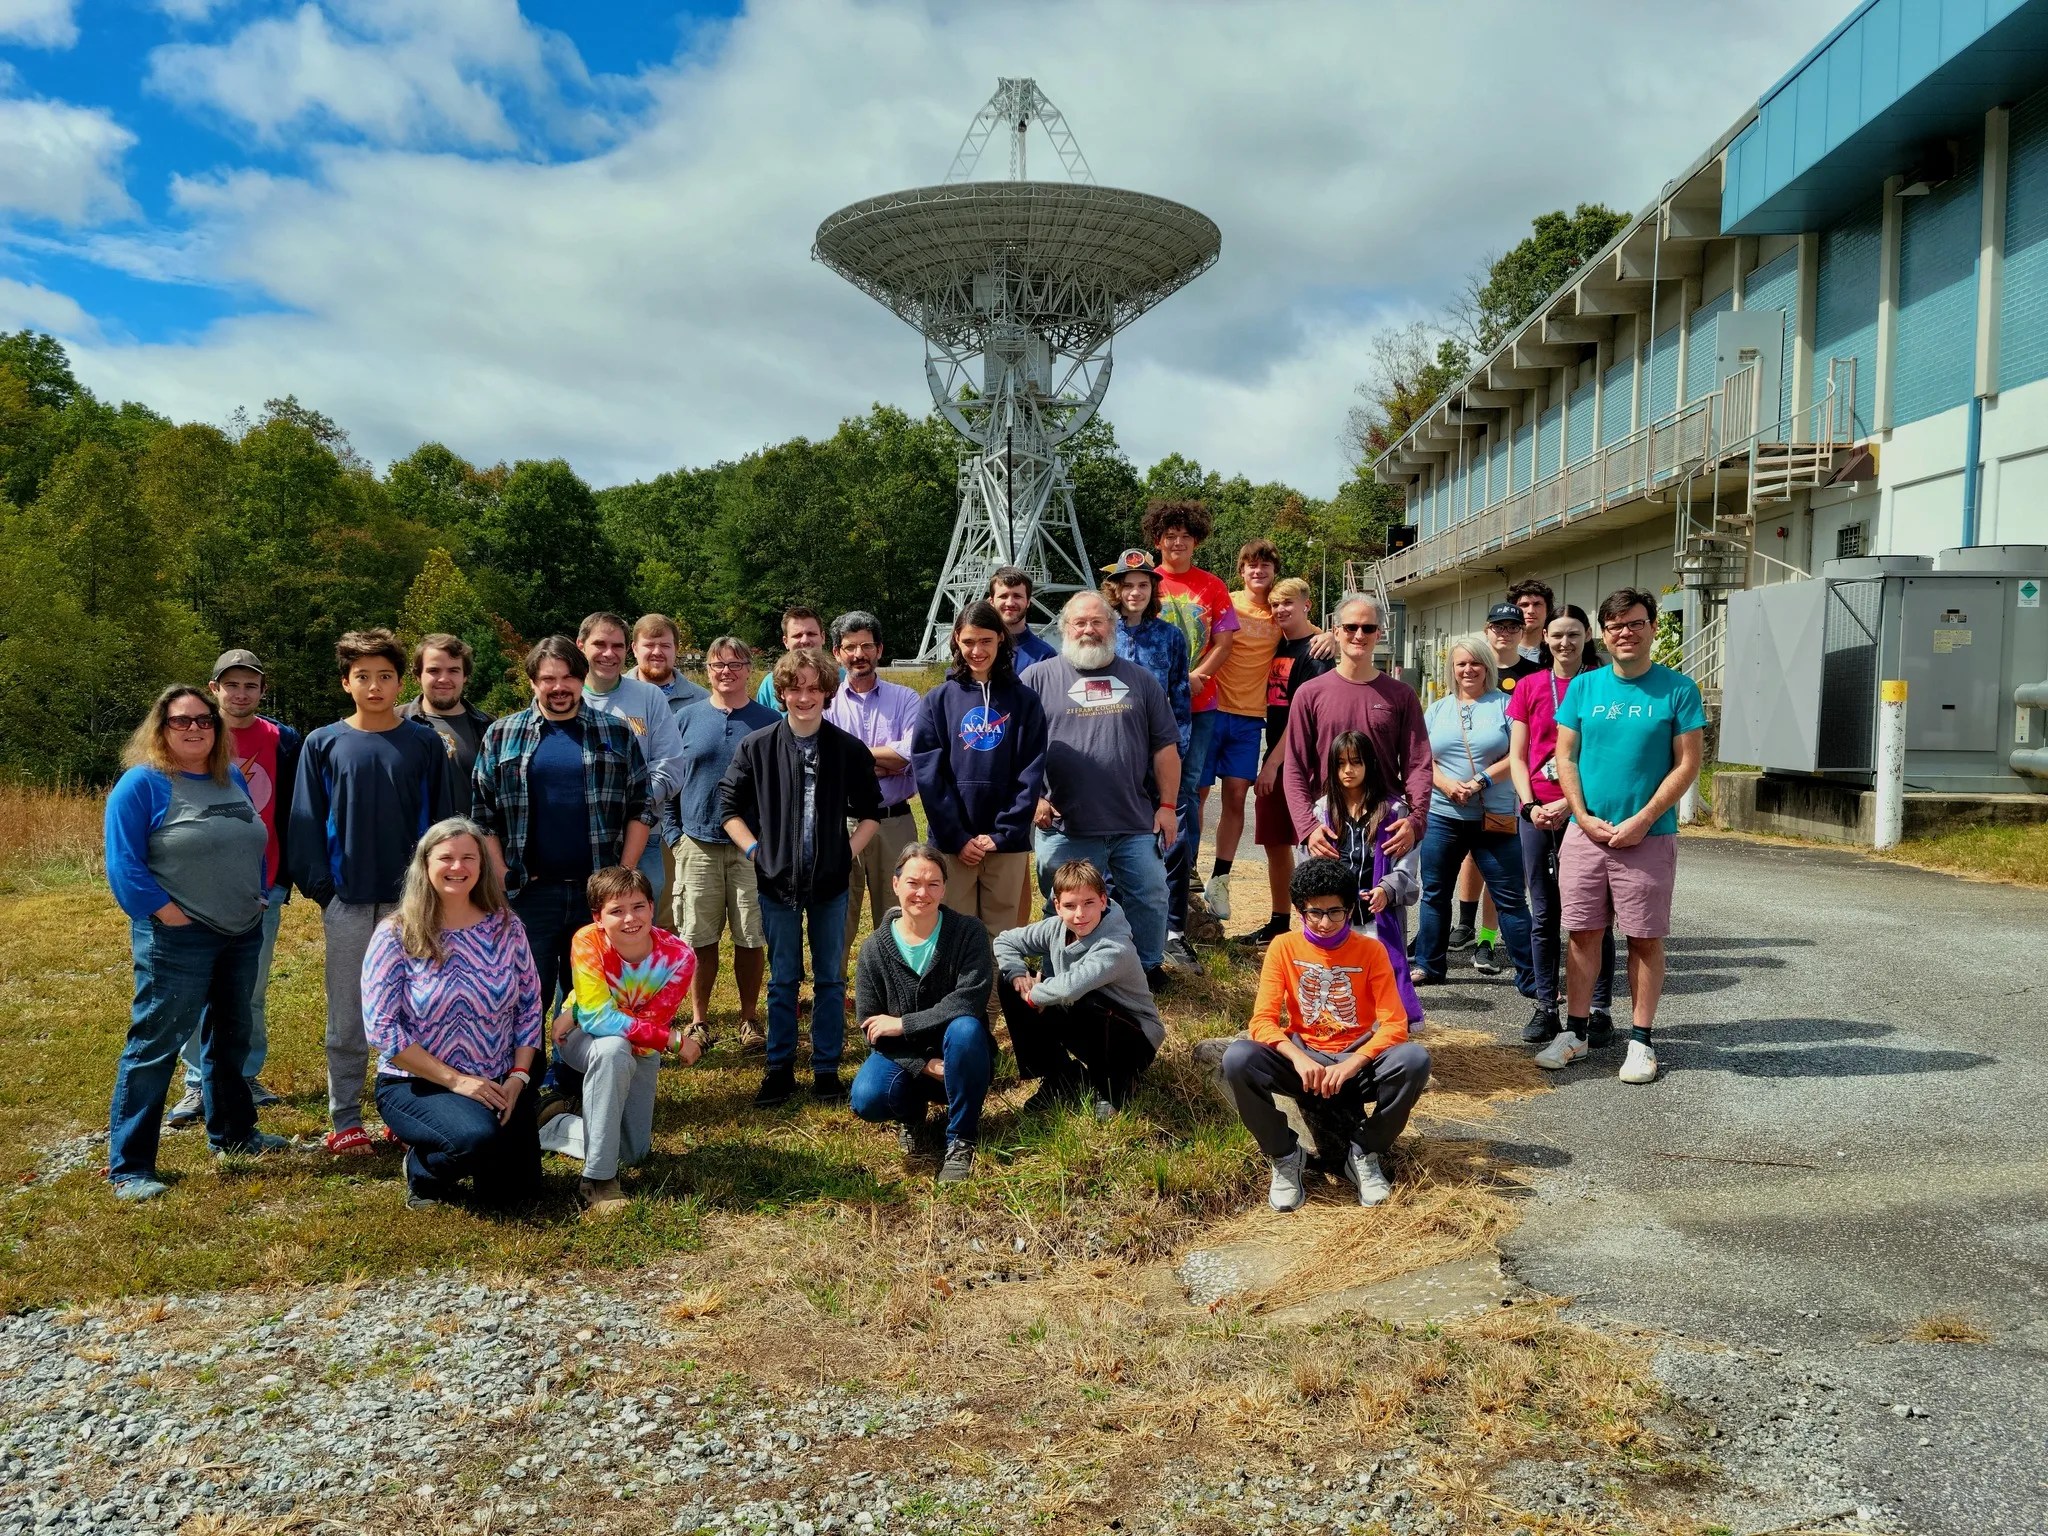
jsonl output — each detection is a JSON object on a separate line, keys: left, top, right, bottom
{"left": 364, "top": 818, "right": 544, "bottom": 1208}
{"left": 1222, "top": 857, "right": 1431, "bottom": 1213}
{"left": 851, "top": 843, "right": 997, "bottom": 1185}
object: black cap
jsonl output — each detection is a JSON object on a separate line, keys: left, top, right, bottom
{"left": 1486, "top": 601, "right": 1524, "bottom": 627}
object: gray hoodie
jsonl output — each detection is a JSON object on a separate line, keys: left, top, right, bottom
{"left": 992, "top": 900, "right": 1164, "bottom": 1048}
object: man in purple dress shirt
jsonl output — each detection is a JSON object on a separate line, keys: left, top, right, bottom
{"left": 825, "top": 611, "right": 923, "bottom": 974}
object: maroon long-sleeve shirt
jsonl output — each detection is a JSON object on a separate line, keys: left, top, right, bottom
{"left": 1280, "top": 670, "right": 1434, "bottom": 843}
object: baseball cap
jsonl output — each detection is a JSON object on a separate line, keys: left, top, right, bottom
{"left": 1101, "top": 548, "right": 1159, "bottom": 580}
{"left": 1485, "top": 601, "right": 1524, "bottom": 627}
{"left": 211, "top": 648, "right": 265, "bottom": 681}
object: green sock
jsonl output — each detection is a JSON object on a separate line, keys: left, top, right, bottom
{"left": 1477, "top": 926, "right": 1500, "bottom": 945}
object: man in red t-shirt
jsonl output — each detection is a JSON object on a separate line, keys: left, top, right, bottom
{"left": 168, "top": 649, "right": 302, "bottom": 1127}
{"left": 1146, "top": 499, "right": 1238, "bottom": 969}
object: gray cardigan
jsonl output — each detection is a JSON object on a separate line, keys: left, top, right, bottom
{"left": 853, "top": 908, "right": 994, "bottom": 1067}
{"left": 991, "top": 901, "right": 1164, "bottom": 1049}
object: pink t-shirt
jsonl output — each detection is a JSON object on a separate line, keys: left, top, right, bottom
{"left": 1504, "top": 669, "right": 1576, "bottom": 804}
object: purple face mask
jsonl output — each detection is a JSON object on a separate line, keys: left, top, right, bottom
{"left": 1300, "top": 919, "right": 1353, "bottom": 951}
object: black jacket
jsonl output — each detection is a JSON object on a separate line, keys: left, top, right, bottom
{"left": 853, "top": 906, "right": 994, "bottom": 1067}
{"left": 718, "top": 718, "right": 883, "bottom": 905}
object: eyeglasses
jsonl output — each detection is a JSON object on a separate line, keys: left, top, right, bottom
{"left": 1338, "top": 623, "right": 1380, "bottom": 636}
{"left": 707, "top": 659, "right": 747, "bottom": 671}
{"left": 165, "top": 716, "right": 217, "bottom": 733}
{"left": 1301, "top": 903, "right": 1350, "bottom": 922}
{"left": 1602, "top": 618, "right": 1652, "bottom": 636}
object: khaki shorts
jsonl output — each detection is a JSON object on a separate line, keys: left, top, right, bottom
{"left": 672, "top": 834, "right": 765, "bottom": 951}
{"left": 942, "top": 849, "right": 1029, "bottom": 929}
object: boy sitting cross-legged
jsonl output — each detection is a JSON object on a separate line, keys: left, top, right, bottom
{"left": 1221, "top": 856, "right": 1430, "bottom": 1211}
{"left": 993, "top": 859, "right": 1164, "bottom": 1119}
{"left": 547, "top": 866, "right": 699, "bottom": 1218}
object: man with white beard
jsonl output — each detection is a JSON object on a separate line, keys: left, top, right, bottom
{"left": 1020, "top": 592, "right": 1182, "bottom": 986}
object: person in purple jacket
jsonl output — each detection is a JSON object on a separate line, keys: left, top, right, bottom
{"left": 911, "top": 600, "right": 1049, "bottom": 928}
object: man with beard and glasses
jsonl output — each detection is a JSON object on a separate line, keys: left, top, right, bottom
{"left": 1020, "top": 592, "right": 1181, "bottom": 987}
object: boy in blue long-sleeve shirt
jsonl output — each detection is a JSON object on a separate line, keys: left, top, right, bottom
{"left": 289, "top": 628, "right": 453, "bottom": 1154}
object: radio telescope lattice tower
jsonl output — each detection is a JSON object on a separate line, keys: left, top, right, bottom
{"left": 814, "top": 78, "right": 1221, "bottom": 661}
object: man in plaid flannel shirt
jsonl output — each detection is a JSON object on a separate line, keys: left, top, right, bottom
{"left": 472, "top": 636, "right": 654, "bottom": 1026}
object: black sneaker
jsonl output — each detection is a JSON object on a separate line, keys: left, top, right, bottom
{"left": 1145, "top": 965, "right": 1171, "bottom": 993}
{"left": 1232, "top": 915, "right": 1290, "bottom": 948}
{"left": 896, "top": 1108, "right": 930, "bottom": 1158}
{"left": 1446, "top": 922, "right": 1476, "bottom": 951}
{"left": 753, "top": 1066, "right": 797, "bottom": 1107}
{"left": 1472, "top": 939, "right": 1501, "bottom": 975}
{"left": 1586, "top": 1009, "right": 1616, "bottom": 1049}
{"left": 811, "top": 1070, "right": 845, "bottom": 1103}
{"left": 1522, "top": 1007, "right": 1561, "bottom": 1044}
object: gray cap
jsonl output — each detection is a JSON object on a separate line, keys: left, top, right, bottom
{"left": 211, "top": 648, "right": 264, "bottom": 681}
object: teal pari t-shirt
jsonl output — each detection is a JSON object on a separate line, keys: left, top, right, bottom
{"left": 1554, "top": 662, "right": 1707, "bottom": 836}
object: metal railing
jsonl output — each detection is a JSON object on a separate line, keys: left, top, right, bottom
{"left": 1679, "top": 610, "right": 1727, "bottom": 695}
{"left": 1377, "top": 356, "right": 1860, "bottom": 595}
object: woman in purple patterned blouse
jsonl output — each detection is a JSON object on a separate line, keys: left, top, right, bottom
{"left": 364, "top": 817, "right": 544, "bottom": 1208}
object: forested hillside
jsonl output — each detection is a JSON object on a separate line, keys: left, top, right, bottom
{"left": 0, "top": 330, "right": 1397, "bottom": 784}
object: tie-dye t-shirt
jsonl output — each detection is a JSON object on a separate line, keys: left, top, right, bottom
{"left": 568, "top": 923, "right": 697, "bottom": 1056}
{"left": 1154, "top": 564, "right": 1240, "bottom": 713}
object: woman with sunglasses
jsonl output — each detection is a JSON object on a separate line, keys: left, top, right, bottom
{"left": 1507, "top": 605, "right": 1618, "bottom": 1049}
{"left": 104, "top": 686, "right": 289, "bottom": 1201}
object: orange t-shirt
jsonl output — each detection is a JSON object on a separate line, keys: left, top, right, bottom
{"left": 1216, "top": 590, "right": 1280, "bottom": 719}
{"left": 1249, "top": 930, "right": 1409, "bottom": 1058}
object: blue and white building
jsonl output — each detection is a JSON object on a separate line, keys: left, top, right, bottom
{"left": 1370, "top": 0, "right": 2048, "bottom": 700}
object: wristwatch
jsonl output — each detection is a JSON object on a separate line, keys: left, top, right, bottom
{"left": 1520, "top": 801, "right": 1539, "bottom": 821}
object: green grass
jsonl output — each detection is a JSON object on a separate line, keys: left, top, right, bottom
{"left": 1880, "top": 817, "right": 2048, "bottom": 887}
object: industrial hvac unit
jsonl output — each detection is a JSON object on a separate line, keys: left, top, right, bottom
{"left": 1719, "top": 545, "right": 2048, "bottom": 794}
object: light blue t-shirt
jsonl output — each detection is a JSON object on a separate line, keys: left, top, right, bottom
{"left": 1554, "top": 662, "right": 1707, "bottom": 835}
{"left": 1424, "top": 694, "right": 1515, "bottom": 819}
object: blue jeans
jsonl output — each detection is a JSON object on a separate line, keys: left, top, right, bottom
{"left": 515, "top": 879, "right": 584, "bottom": 1094}
{"left": 110, "top": 916, "right": 262, "bottom": 1184}
{"left": 1167, "top": 709, "right": 1218, "bottom": 933}
{"left": 375, "top": 1074, "right": 541, "bottom": 1206}
{"left": 759, "top": 888, "right": 849, "bottom": 1072}
{"left": 1415, "top": 814, "right": 1535, "bottom": 993}
{"left": 635, "top": 838, "right": 668, "bottom": 911}
{"left": 1519, "top": 819, "right": 1615, "bottom": 1011}
{"left": 850, "top": 1016, "right": 994, "bottom": 1145}
{"left": 1033, "top": 827, "right": 1169, "bottom": 970}
{"left": 180, "top": 884, "right": 285, "bottom": 1092}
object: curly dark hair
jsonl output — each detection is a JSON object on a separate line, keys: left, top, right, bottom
{"left": 1140, "top": 499, "right": 1213, "bottom": 546}
{"left": 1289, "top": 856, "right": 1358, "bottom": 912}
{"left": 947, "top": 600, "right": 1016, "bottom": 686}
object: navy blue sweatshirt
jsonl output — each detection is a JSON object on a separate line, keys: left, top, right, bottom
{"left": 289, "top": 718, "right": 455, "bottom": 906}
{"left": 911, "top": 673, "right": 1048, "bottom": 857}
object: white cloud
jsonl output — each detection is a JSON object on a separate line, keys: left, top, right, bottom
{"left": 0, "top": 95, "right": 135, "bottom": 223}
{"left": 71, "top": 0, "right": 1849, "bottom": 497}
{"left": 154, "top": 0, "right": 239, "bottom": 21}
{"left": 146, "top": 0, "right": 565, "bottom": 150}
{"left": 0, "top": 0, "right": 77, "bottom": 48}
{"left": 0, "top": 275, "right": 97, "bottom": 336}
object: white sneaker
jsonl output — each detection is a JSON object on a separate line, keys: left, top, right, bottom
{"left": 1619, "top": 1040, "right": 1660, "bottom": 1084}
{"left": 1267, "top": 1146, "right": 1307, "bottom": 1212}
{"left": 1345, "top": 1145, "right": 1392, "bottom": 1206}
{"left": 1203, "top": 875, "right": 1232, "bottom": 922}
{"left": 1534, "top": 1032, "right": 1588, "bottom": 1070}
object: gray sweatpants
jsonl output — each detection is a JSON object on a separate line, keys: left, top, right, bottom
{"left": 555, "top": 1027, "right": 661, "bottom": 1181}
{"left": 323, "top": 899, "right": 398, "bottom": 1132}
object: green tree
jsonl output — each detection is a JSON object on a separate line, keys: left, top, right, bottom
{"left": 1467, "top": 203, "right": 1629, "bottom": 351}
{"left": 398, "top": 548, "right": 520, "bottom": 712}
{"left": 473, "top": 458, "right": 627, "bottom": 640}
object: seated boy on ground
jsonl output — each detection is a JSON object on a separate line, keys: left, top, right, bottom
{"left": 1221, "top": 856, "right": 1430, "bottom": 1211}
{"left": 547, "top": 866, "right": 700, "bottom": 1216}
{"left": 993, "top": 859, "right": 1164, "bottom": 1118}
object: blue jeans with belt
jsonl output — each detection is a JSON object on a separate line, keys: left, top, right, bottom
{"left": 110, "top": 916, "right": 262, "bottom": 1185}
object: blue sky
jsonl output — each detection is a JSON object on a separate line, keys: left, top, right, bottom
{"left": 0, "top": 0, "right": 1851, "bottom": 491}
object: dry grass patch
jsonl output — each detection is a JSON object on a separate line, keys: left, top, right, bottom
{"left": 0, "top": 779, "right": 103, "bottom": 894}
{"left": 1904, "top": 1310, "right": 1990, "bottom": 1343}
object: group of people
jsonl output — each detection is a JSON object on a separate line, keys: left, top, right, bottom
{"left": 101, "top": 501, "right": 1705, "bottom": 1219}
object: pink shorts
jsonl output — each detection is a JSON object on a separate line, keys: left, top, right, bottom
{"left": 1556, "top": 824, "right": 1677, "bottom": 939}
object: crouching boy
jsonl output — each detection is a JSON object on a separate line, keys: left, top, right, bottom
{"left": 993, "top": 859, "right": 1164, "bottom": 1117}
{"left": 1222, "top": 856, "right": 1430, "bottom": 1211}
{"left": 549, "top": 866, "right": 699, "bottom": 1217}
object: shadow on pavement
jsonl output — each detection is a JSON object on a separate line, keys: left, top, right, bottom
{"left": 1654, "top": 1017, "right": 1994, "bottom": 1079}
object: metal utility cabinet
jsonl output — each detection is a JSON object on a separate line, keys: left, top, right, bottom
{"left": 1720, "top": 546, "right": 2048, "bottom": 795}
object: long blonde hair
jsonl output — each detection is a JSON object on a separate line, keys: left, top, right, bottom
{"left": 123, "top": 686, "right": 231, "bottom": 784}
{"left": 394, "top": 818, "right": 508, "bottom": 963}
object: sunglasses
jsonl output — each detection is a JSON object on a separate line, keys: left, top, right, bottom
{"left": 165, "top": 716, "right": 217, "bottom": 733}
{"left": 1338, "top": 622, "right": 1380, "bottom": 636}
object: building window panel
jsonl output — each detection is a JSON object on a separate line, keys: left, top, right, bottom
{"left": 1686, "top": 289, "right": 1736, "bottom": 404}
{"left": 1894, "top": 136, "right": 1981, "bottom": 427}
{"left": 1744, "top": 247, "right": 1800, "bottom": 430}
{"left": 1816, "top": 196, "right": 1882, "bottom": 436}
{"left": 2002, "top": 86, "right": 2048, "bottom": 393}
{"left": 1648, "top": 325, "right": 1680, "bottom": 421}
{"left": 1599, "top": 354, "right": 1634, "bottom": 445}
